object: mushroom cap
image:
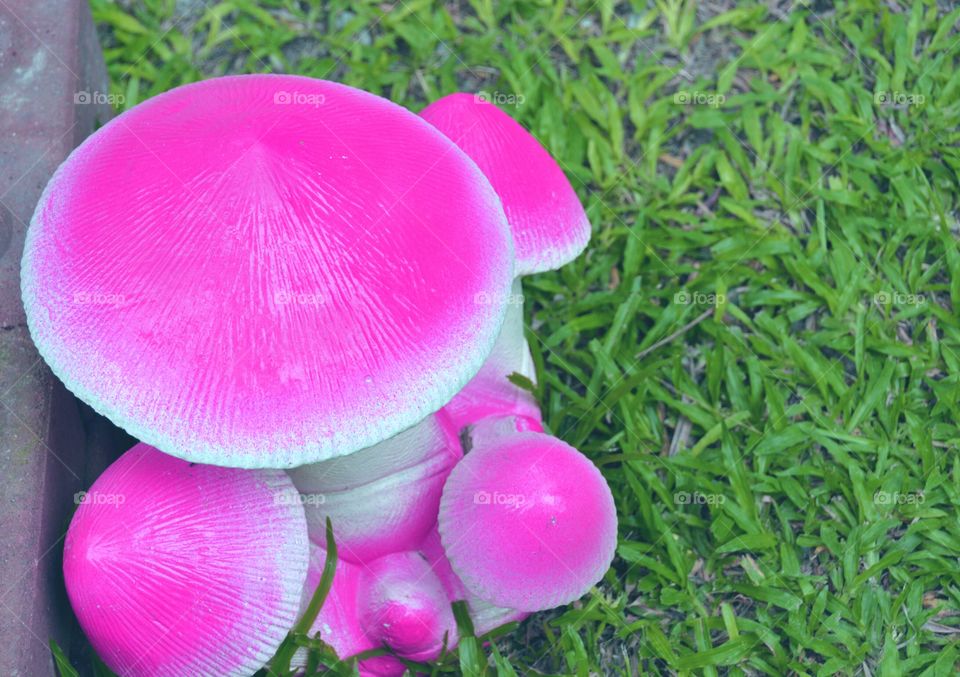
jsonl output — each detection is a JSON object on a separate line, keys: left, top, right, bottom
{"left": 438, "top": 423, "right": 617, "bottom": 612}
{"left": 420, "top": 92, "right": 590, "bottom": 275}
{"left": 22, "top": 75, "right": 513, "bottom": 468}
{"left": 63, "top": 443, "right": 309, "bottom": 677}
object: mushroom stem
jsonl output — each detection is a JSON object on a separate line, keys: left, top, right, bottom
{"left": 442, "top": 279, "right": 543, "bottom": 434}
{"left": 288, "top": 412, "right": 462, "bottom": 563}
{"left": 465, "top": 411, "right": 541, "bottom": 449}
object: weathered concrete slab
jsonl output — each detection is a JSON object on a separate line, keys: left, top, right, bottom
{"left": 0, "top": 2, "right": 119, "bottom": 674}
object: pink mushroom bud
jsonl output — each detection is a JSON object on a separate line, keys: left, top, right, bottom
{"left": 288, "top": 412, "right": 462, "bottom": 562}
{"left": 358, "top": 552, "right": 457, "bottom": 663}
{"left": 438, "top": 417, "right": 617, "bottom": 612}
{"left": 63, "top": 444, "right": 310, "bottom": 677}
{"left": 22, "top": 74, "right": 514, "bottom": 469}
{"left": 293, "top": 546, "right": 456, "bottom": 676}
{"left": 421, "top": 93, "right": 592, "bottom": 432}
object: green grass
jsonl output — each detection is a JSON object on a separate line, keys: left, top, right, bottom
{"left": 83, "top": 0, "right": 960, "bottom": 674}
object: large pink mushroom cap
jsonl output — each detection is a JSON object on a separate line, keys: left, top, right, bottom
{"left": 420, "top": 92, "right": 590, "bottom": 276}
{"left": 22, "top": 75, "right": 513, "bottom": 468}
{"left": 63, "top": 444, "right": 310, "bottom": 677}
{"left": 438, "top": 418, "right": 617, "bottom": 612}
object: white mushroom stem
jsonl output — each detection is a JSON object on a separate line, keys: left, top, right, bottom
{"left": 442, "top": 278, "right": 542, "bottom": 433}
{"left": 288, "top": 413, "right": 462, "bottom": 563}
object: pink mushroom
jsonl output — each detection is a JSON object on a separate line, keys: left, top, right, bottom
{"left": 359, "top": 552, "right": 457, "bottom": 663}
{"left": 420, "top": 93, "right": 591, "bottom": 432}
{"left": 22, "top": 74, "right": 514, "bottom": 469}
{"left": 293, "top": 546, "right": 456, "bottom": 675}
{"left": 63, "top": 444, "right": 310, "bottom": 677}
{"left": 288, "top": 412, "right": 462, "bottom": 562}
{"left": 419, "top": 93, "right": 617, "bottom": 625}
{"left": 420, "top": 92, "right": 590, "bottom": 275}
{"left": 438, "top": 417, "right": 617, "bottom": 612}
{"left": 46, "top": 79, "right": 610, "bottom": 672}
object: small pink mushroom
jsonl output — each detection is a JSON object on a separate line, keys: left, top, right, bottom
{"left": 294, "top": 546, "right": 456, "bottom": 675}
{"left": 420, "top": 92, "right": 590, "bottom": 275}
{"left": 63, "top": 444, "right": 310, "bottom": 677}
{"left": 359, "top": 552, "right": 457, "bottom": 663}
{"left": 438, "top": 417, "right": 617, "bottom": 612}
{"left": 421, "top": 93, "right": 592, "bottom": 432}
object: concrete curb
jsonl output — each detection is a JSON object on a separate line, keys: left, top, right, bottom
{"left": 0, "top": 2, "right": 126, "bottom": 674}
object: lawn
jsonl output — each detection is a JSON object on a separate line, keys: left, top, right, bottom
{"left": 86, "top": 1, "right": 960, "bottom": 674}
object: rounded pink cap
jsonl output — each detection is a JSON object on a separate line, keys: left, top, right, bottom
{"left": 359, "top": 552, "right": 456, "bottom": 662}
{"left": 438, "top": 424, "right": 617, "bottom": 611}
{"left": 420, "top": 92, "right": 590, "bottom": 275}
{"left": 63, "top": 444, "right": 309, "bottom": 676}
{"left": 22, "top": 75, "right": 513, "bottom": 468}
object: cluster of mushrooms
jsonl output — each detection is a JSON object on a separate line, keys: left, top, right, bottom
{"left": 22, "top": 75, "right": 618, "bottom": 676}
